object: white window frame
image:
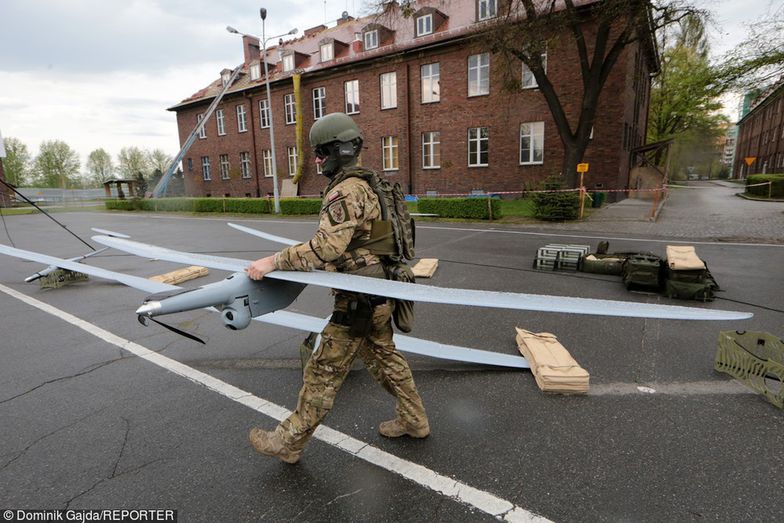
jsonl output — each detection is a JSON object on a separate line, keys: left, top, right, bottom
{"left": 522, "top": 52, "right": 547, "bottom": 89}
{"left": 364, "top": 30, "right": 379, "bottom": 50}
{"left": 478, "top": 0, "right": 497, "bottom": 21}
{"left": 284, "top": 94, "right": 296, "bottom": 125}
{"left": 201, "top": 156, "right": 211, "bottom": 180}
{"left": 287, "top": 146, "right": 298, "bottom": 176}
{"left": 422, "top": 132, "right": 441, "bottom": 169}
{"left": 219, "top": 154, "right": 230, "bottom": 180}
{"left": 262, "top": 150, "right": 273, "bottom": 178}
{"left": 382, "top": 136, "right": 399, "bottom": 171}
{"left": 421, "top": 63, "right": 440, "bottom": 104}
{"left": 240, "top": 152, "right": 251, "bottom": 179}
{"left": 197, "top": 114, "right": 206, "bottom": 139}
{"left": 344, "top": 79, "right": 360, "bottom": 114}
{"left": 250, "top": 63, "right": 261, "bottom": 80}
{"left": 468, "top": 127, "right": 489, "bottom": 167}
{"left": 519, "top": 122, "right": 545, "bottom": 165}
{"left": 312, "top": 87, "right": 326, "bottom": 119}
{"left": 468, "top": 53, "right": 490, "bottom": 97}
{"left": 236, "top": 104, "right": 247, "bottom": 132}
{"left": 216, "top": 109, "right": 225, "bottom": 136}
{"left": 221, "top": 71, "right": 231, "bottom": 86}
{"left": 416, "top": 14, "right": 433, "bottom": 36}
{"left": 259, "top": 99, "right": 270, "bottom": 129}
{"left": 380, "top": 72, "right": 397, "bottom": 110}
{"left": 283, "top": 54, "right": 295, "bottom": 72}
{"left": 320, "top": 43, "right": 334, "bottom": 62}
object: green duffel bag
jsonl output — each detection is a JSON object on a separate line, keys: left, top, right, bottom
{"left": 664, "top": 279, "right": 716, "bottom": 302}
{"left": 581, "top": 254, "right": 626, "bottom": 275}
{"left": 621, "top": 254, "right": 662, "bottom": 290}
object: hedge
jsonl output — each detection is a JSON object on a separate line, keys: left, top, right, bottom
{"left": 105, "top": 197, "right": 270, "bottom": 214}
{"left": 280, "top": 198, "right": 322, "bottom": 215}
{"left": 532, "top": 191, "right": 580, "bottom": 220}
{"left": 746, "top": 174, "right": 784, "bottom": 198}
{"left": 417, "top": 197, "right": 502, "bottom": 219}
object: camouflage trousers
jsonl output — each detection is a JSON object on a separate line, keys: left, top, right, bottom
{"left": 276, "top": 292, "right": 428, "bottom": 452}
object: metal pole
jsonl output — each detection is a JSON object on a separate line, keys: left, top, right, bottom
{"left": 261, "top": 17, "right": 281, "bottom": 214}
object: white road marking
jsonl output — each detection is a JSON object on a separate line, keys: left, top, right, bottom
{"left": 78, "top": 212, "right": 784, "bottom": 249}
{"left": 0, "top": 283, "right": 549, "bottom": 523}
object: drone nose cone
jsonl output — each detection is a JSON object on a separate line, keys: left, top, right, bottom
{"left": 136, "top": 301, "right": 162, "bottom": 316}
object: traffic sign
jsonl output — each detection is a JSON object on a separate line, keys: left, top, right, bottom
{"left": 744, "top": 156, "right": 756, "bottom": 166}
{"left": 577, "top": 163, "right": 589, "bottom": 173}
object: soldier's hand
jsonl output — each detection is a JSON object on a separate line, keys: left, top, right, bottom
{"left": 246, "top": 255, "right": 277, "bottom": 280}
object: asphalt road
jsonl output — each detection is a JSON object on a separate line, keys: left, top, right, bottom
{"left": 1, "top": 191, "right": 782, "bottom": 522}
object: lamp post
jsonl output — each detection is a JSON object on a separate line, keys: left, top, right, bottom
{"left": 227, "top": 16, "right": 297, "bottom": 214}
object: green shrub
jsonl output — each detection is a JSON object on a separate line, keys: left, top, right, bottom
{"left": 148, "top": 198, "right": 195, "bottom": 212}
{"left": 280, "top": 198, "right": 322, "bottom": 215}
{"left": 105, "top": 198, "right": 144, "bottom": 211}
{"left": 417, "top": 197, "right": 502, "bottom": 219}
{"left": 532, "top": 191, "right": 580, "bottom": 220}
{"left": 223, "top": 198, "right": 270, "bottom": 214}
{"left": 746, "top": 174, "right": 784, "bottom": 198}
{"left": 193, "top": 198, "right": 225, "bottom": 212}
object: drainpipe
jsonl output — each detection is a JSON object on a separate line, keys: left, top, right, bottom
{"left": 246, "top": 93, "right": 261, "bottom": 197}
{"left": 406, "top": 62, "right": 415, "bottom": 195}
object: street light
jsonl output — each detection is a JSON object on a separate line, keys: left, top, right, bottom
{"left": 227, "top": 16, "right": 297, "bottom": 214}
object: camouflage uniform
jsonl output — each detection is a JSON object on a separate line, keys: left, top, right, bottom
{"left": 272, "top": 169, "right": 429, "bottom": 452}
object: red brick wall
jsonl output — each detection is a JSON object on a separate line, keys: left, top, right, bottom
{"left": 176, "top": 26, "right": 650, "bottom": 198}
{"left": 735, "top": 88, "right": 784, "bottom": 177}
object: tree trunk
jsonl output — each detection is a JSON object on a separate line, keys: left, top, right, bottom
{"left": 561, "top": 141, "right": 588, "bottom": 188}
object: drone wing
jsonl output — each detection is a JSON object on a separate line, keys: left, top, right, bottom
{"left": 91, "top": 235, "right": 752, "bottom": 321}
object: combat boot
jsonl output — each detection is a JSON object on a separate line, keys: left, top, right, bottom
{"left": 248, "top": 427, "right": 303, "bottom": 464}
{"left": 378, "top": 418, "right": 430, "bottom": 439}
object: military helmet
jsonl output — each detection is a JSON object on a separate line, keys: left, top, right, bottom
{"left": 309, "top": 112, "right": 362, "bottom": 148}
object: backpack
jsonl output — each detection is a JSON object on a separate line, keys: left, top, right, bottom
{"left": 343, "top": 167, "right": 415, "bottom": 261}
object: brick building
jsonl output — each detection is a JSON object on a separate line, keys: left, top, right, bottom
{"left": 169, "top": 0, "right": 656, "bottom": 198}
{"left": 735, "top": 78, "right": 784, "bottom": 178}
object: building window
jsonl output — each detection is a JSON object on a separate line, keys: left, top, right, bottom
{"left": 283, "top": 54, "right": 295, "bottom": 72}
{"left": 345, "top": 79, "right": 360, "bottom": 114}
{"left": 240, "top": 152, "right": 251, "bottom": 179}
{"left": 187, "top": 158, "right": 193, "bottom": 172}
{"left": 522, "top": 52, "right": 547, "bottom": 89}
{"left": 422, "top": 132, "right": 441, "bottom": 169}
{"left": 287, "top": 146, "right": 298, "bottom": 176}
{"left": 236, "top": 104, "right": 247, "bottom": 132}
{"left": 478, "top": 0, "right": 497, "bottom": 20}
{"left": 364, "top": 30, "right": 379, "bottom": 50}
{"left": 259, "top": 99, "right": 270, "bottom": 129}
{"left": 221, "top": 71, "right": 231, "bottom": 86}
{"left": 284, "top": 94, "right": 296, "bottom": 125}
{"left": 468, "top": 127, "right": 489, "bottom": 167}
{"left": 416, "top": 14, "right": 433, "bottom": 36}
{"left": 262, "top": 150, "right": 273, "bottom": 177}
{"left": 421, "top": 63, "right": 440, "bottom": 103}
{"left": 201, "top": 156, "right": 211, "bottom": 180}
{"left": 468, "top": 53, "right": 490, "bottom": 96}
{"left": 219, "top": 154, "right": 230, "bottom": 180}
{"left": 320, "top": 43, "right": 334, "bottom": 62}
{"left": 312, "top": 87, "right": 326, "bottom": 119}
{"left": 197, "top": 114, "right": 206, "bottom": 139}
{"left": 380, "top": 72, "right": 397, "bottom": 109}
{"left": 216, "top": 109, "right": 225, "bottom": 136}
{"left": 250, "top": 63, "right": 261, "bottom": 80}
{"left": 519, "top": 122, "right": 544, "bottom": 165}
{"left": 382, "top": 136, "right": 399, "bottom": 171}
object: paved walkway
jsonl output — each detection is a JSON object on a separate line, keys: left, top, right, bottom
{"left": 546, "top": 181, "right": 784, "bottom": 243}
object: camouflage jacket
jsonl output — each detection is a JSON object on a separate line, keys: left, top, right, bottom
{"left": 274, "top": 169, "right": 382, "bottom": 272}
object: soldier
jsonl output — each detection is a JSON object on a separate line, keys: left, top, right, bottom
{"left": 245, "top": 112, "right": 429, "bottom": 464}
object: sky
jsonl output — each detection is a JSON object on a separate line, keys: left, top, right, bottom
{"left": 0, "top": 0, "right": 779, "bottom": 174}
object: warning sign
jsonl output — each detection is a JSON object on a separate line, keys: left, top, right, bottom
{"left": 577, "top": 163, "right": 589, "bottom": 173}
{"left": 744, "top": 156, "right": 756, "bottom": 166}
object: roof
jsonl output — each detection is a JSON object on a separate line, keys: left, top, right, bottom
{"left": 167, "top": 0, "right": 602, "bottom": 111}
{"left": 737, "top": 75, "right": 784, "bottom": 125}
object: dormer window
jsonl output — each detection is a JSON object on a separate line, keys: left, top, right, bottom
{"left": 221, "top": 70, "right": 231, "bottom": 86}
{"left": 416, "top": 14, "right": 433, "bottom": 36}
{"left": 320, "top": 42, "right": 334, "bottom": 62}
{"left": 478, "top": 0, "right": 497, "bottom": 21}
{"left": 250, "top": 63, "right": 261, "bottom": 80}
{"left": 283, "top": 54, "right": 295, "bottom": 72}
{"left": 364, "top": 30, "right": 379, "bottom": 50}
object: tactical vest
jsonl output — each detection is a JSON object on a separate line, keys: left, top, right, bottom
{"left": 336, "top": 167, "right": 415, "bottom": 262}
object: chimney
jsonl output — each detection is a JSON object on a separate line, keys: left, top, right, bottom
{"left": 305, "top": 25, "right": 327, "bottom": 37}
{"left": 242, "top": 35, "right": 260, "bottom": 65}
{"left": 338, "top": 11, "right": 355, "bottom": 24}
{"left": 352, "top": 32, "right": 362, "bottom": 54}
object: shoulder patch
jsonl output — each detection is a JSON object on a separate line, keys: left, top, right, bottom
{"left": 327, "top": 190, "right": 341, "bottom": 202}
{"left": 327, "top": 200, "right": 350, "bottom": 225}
